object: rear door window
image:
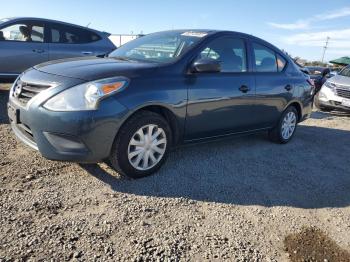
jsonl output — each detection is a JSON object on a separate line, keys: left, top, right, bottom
{"left": 253, "top": 43, "right": 277, "bottom": 72}
{"left": 49, "top": 24, "right": 101, "bottom": 44}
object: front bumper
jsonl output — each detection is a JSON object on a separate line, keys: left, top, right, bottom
{"left": 8, "top": 70, "right": 129, "bottom": 163}
{"left": 317, "top": 86, "right": 350, "bottom": 111}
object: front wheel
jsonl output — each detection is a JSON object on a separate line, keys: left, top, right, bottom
{"left": 109, "top": 111, "right": 171, "bottom": 178}
{"left": 268, "top": 106, "right": 298, "bottom": 144}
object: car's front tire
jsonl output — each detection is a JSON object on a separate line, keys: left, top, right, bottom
{"left": 109, "top": 111, "right": 171, "bottom": 178}
{"left": 268, "top": 106, "right": 298, "bottom": 144}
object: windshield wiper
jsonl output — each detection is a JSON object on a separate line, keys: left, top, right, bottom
{"left": 110, "top": 56, "right": 132, "bottom": 61}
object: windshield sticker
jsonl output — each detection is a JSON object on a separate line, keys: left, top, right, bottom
{"left": 181, "top": 31, "right": 208, "bottom": 38}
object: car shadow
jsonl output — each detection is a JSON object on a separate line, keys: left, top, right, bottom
{"left": 311, "top": 110, "right": 350, "bottom": 120}
{"left": 80, "top": 124, "right": 350, "bottom": 209}
{"left": 1, "top": 90, "right": 349, "bottom": 209}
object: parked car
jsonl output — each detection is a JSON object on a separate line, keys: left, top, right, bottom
{"left": 7, "top": 30, "right": 313, "bottom": 178}
{"left": 315, "top": 65, "right": 350, "bottom": 112}
{"left": 305, "top": 66, "right": 331, "bottom": 93}
{"left": 0, "top": 17, "right": 115, "bottom": 80}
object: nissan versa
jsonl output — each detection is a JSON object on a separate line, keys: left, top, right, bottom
{"left": 8, "top": 30, "right": 313, "bottom": 178}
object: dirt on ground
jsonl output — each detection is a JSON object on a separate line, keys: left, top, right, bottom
{"left": 284, "top": 227, "right": 350, "bottom": 262}
{"left": 0, "top": 86, "right": 350, "bottom": 261}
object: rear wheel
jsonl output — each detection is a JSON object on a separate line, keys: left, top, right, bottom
{"left": 268, "top": 106, "right": 298, "bottom": 144}
{"left": 109, "top": 111, "right": 171, "bottom": 178}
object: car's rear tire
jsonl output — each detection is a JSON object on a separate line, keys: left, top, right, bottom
{"left": 268, "top": 106, "right": 298, "bottom": 144}
{"left": 109, "top": 111, "right": 172, "bottom": 179}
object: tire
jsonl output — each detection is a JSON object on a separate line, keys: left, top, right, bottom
{"left": 109, "top": 111, "right": 172, "bottom": 179}
{"left": 268, "top": 106, "right": 298, "bottom": 144}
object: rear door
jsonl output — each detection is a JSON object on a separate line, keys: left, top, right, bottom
{"left": 252, "top": 42, "right": 292, "bottom": 128}
{"left": 0, "top": 20, "right": 49, "bottom": 75}
{"left": 47, "top": 23, "right": 105, "bottom": 60}
{"left": 185, "top": 35, "right": 256, "bottom": 140}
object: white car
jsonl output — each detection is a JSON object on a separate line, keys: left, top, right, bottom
{"left": 315, "top": 65, "right": 350, "bottom": 111}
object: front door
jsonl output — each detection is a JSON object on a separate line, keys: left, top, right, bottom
{"left": 185, "top": 36, "right": 256, "bottom": 140}
{"left": 0, "top": 21, "right": 49, "bottom": 75}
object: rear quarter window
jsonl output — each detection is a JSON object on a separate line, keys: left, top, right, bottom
{"left": 277, "top": 53, "right": 287, "bottom": 72}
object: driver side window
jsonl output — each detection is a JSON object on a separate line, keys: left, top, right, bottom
{"left": 0, "top": 23, "right": 44, "bottom": 42}
{"left": 199, "top": 37, "right": 247, "bottom": 73}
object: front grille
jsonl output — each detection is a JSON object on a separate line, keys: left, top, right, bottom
{"left": 336, "top": 87, "right": 350, "bottom": 99}
{"left": 13, "top": 79, "right": 51, "bottom": 105}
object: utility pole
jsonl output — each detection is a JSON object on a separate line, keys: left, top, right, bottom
{"left": 321, "top": 37, "right": 330, "bottom": 63}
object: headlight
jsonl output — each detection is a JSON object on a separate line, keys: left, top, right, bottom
{"left": 322, "top": 81, "right": 336, "bottom": 92}
{"left": 44, "top": 77, "right": 129, "bottom": 111}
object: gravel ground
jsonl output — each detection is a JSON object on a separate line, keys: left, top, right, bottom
{"left": 0, "top": 86, "right": 350, "bottom": 261}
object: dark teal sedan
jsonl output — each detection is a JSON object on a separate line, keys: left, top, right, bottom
{"left": 8, "top": 30, "right": 313, "bottom": 178}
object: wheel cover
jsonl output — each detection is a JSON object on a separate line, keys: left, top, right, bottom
{"left": 281, "top": 111, "right": 297, "bottom": 140}
{"left": 127, "top": 124, "right": 167, "bottom": 171}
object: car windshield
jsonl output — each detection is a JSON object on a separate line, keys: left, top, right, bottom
{"left": 339, "top": 66, "right": 350, "bottom": 77}
{"left": 108, "top": 31, "right": 208, "bottom": 63}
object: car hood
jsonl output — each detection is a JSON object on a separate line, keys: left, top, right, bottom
{"left": 34, "top": 57, "right": 159, "bottom": 81}
{"left": 329, "top": 74, "right": 350, "bottom": 87}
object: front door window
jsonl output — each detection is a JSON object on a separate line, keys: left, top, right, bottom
{"left": 0, "top": 23, "right": 44, "bottom": 42}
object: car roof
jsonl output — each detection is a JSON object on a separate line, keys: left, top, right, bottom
{"left": 155, "top": 29, "right": 257, "bottom": 39}
{"left": 154, "top": 29, "right": 287, "bottom": 57}
{"left": 1, "top": 17, "right": 108, "bottom": 35}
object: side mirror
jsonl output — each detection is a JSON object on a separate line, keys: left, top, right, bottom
{"left": 192, "top": 58, "right": 221, "bottom": 73}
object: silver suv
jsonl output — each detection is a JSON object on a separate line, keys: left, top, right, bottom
{"left": 315, "top": 65, "right": 350, "bottom": 112}
{"left": 0, "top": 17, "right": 116, "bottom": 79}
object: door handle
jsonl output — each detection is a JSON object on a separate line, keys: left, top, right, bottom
{"left": 239, "top": 85, "right": 250, "bottom": 93}
{"left": 33, "top": 49, "right": 45, "bottom": 53}
{"left": 82, "top": 51, "right": 93, "bottom": 55}
{"left": 285, "top": 85, "right": 293, "bottom": 91}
